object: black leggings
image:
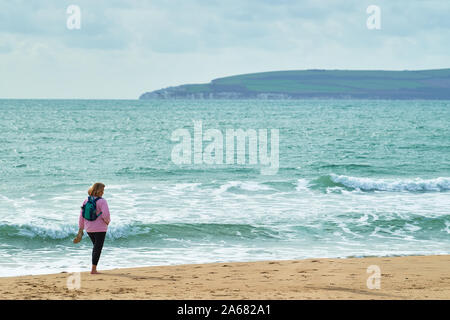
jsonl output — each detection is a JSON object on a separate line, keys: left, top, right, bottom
{"left": 87, "top": 232, "right": 106, "bottom": 266}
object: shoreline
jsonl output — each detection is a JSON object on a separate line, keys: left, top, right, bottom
{"left": 0, "top": 255, "right": 449, "bottom": 299}
{"left": 0, "top": 253, "right": 447, "bottom": 279}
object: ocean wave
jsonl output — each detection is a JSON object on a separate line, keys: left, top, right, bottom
{"left": 115, "top": 166, "right": 258, "bottom": 177}
{"left": 214, "top": 181, "right": 274, "bottom": 194}
{"left": 307, "top": 175, "right": 450, "bottom": 192}
{"left": 295, "top": 178, "right": 310, "bottom": 191}
{"left": 329, "top": 174, "right": 450, "bottom": 192}
{"left": 0, "top": 222, "right": 282, "bottom": 245}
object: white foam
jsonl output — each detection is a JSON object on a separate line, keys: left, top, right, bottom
{"left": 295, "top": 179, "right": 309, "bottom": 191}
{"left": 0, "top": 222, "right": 153, "bottom": 240}
{"left": 173, "top": 183, "right": 202, "bottom": 191}
{"left": 330, "top": 174, "right": 450, "bottom": 192}
{"left": 214, "top": 181, "right": 273, "bottom": 194}
{"left": 15, "top": 223, "right": 75, "bottom": 239}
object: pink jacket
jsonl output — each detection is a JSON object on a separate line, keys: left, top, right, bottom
{"left": 79, "top": 198, "right": 111, "bottom": 233}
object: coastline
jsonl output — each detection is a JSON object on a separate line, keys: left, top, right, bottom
{"left": 0, "top": 255, "right": 449, "bottom": 300}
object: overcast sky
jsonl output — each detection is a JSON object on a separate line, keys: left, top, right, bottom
{"left": 1, "top": 0, "right": 449, "bottom": 99}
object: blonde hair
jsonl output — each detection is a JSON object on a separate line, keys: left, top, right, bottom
{"left": 88, "top": 182, "right": 105, "bottom": 197}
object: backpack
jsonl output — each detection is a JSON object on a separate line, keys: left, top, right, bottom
{"left": 81, "top": 196, "right": 103, "bottom": 221}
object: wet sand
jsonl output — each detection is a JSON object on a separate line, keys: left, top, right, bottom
{"left": 0, "top": 255, "right": 449, "bottom": 299}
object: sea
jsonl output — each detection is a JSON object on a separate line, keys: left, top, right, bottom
{"left": 0, "top": 99, "right": 449, "bottom": 276}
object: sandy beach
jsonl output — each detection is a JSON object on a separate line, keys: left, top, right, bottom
{"left": 0, "top": 255, "right": 449, "bottom": 300}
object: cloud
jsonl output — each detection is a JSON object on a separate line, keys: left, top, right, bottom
{"left": 0, "top": 0, "right": 449, "bottom": 98}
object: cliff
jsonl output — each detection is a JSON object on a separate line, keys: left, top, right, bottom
{"left": 139, "top": 69, "right": 450, "bottom": 100}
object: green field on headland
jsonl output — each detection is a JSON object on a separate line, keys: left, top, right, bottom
{"left": 140, "top": 69, "right": 450, "bottom": 99}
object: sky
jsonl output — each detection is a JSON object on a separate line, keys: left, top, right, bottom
{"left": 0, "top": 0, "right": 449, "bottom": 99}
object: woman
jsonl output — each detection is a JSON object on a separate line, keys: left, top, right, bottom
{"left": 73, "top": 182, "right": 111, "bottom": 274}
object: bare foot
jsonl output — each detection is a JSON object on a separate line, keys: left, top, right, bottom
{"left": 90, "top": 271, "right": 101, "bottom": 274}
